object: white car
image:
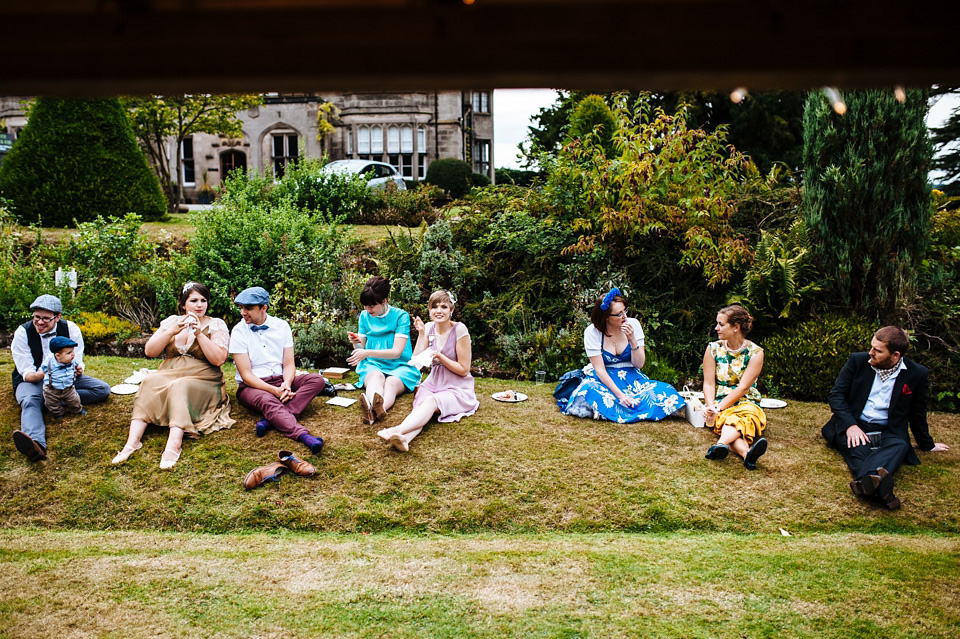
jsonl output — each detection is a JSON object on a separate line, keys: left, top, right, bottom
{"left": 321, "top": 160, "right": 407, "bottom": 190}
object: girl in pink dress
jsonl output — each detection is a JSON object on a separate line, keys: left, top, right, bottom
{"left": 377, "top": 290, "right": 479, "bottom": 451}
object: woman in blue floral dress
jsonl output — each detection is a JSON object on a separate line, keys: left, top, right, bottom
{"left": 556, "top": 288, "right": 685, "bottom": 423}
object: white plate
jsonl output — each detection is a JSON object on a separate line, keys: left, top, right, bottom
{"left": 111, "top": 383, "right": 140, "bottom": 395}
{"left": 491, "top": 391, "right": 528, "bottom": 403}
{"left": 760, "top": 398, "right": 787, "bottom": 409}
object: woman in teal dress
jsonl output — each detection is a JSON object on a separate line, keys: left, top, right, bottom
{"left": 347, "top": 276, "right": 421, "bottom": 425}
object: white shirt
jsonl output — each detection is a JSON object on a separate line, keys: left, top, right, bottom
{"left": 583, "top": 317, "right": 644, "bottom": 358}
{"left": 228, "top": 314, "right": 294, "bottom": 383}
{"left": 859, "top": 359, "right": 907, "bottom": 425}
{"left": 11, "top": 320, "right": 86, "bottom": 377}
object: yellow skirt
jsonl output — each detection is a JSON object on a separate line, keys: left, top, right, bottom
{"left": 712, "top": 402, "right": 766, "bottom": 443}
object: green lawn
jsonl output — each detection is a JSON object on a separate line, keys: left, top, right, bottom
{"left": 1, "top": 352, "right": 958, "bottom": 637}
{"left": 0, "top": 530, "right": 957, "bottom": 638}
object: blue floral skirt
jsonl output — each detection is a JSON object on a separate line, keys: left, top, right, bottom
{"left": 557, "top": 363, "right": 685, "bottom": 423}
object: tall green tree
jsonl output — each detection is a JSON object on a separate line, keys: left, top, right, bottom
{"left": 0, "top": 97, "right": 166, "bottom": 227}
{"left": 930, "top": 87, "right": 960, "bottom": 197}
{"left": 803, "top": 89, "right": 932, "bottom": 319}
{"left": 565, "top": 94, "right": 617, "bottom": 158}
{"left": 123, "top": 94, "right": 262, "bottom": 211}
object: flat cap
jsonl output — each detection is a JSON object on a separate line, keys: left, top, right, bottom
{"left": 30, "top": 294, "right": 63, "bottom": 314}
{"left": 49, "top": 336, "right": 78, "bottom": 352}
{"left": 234, "top": 287, "right": 270, "bottom": 305}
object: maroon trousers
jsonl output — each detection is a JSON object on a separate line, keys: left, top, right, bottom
{"left": 236, "top": 373, "right": 327, "bottom": 440}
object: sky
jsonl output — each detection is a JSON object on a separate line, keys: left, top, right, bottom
{"left": 493, "top": 88, "right": 558, "bottom": 170}
{"left": 493, "top": 88, "right": 960, "bottom": 174}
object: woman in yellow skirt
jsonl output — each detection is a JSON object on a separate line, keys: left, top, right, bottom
{"left": 702, "top": 305, "right": 768, "bottom": 470}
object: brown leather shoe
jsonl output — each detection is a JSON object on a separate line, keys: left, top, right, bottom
{"left": 359, "top": 394, "right": 375, "bottom": 425}
{"left": 279, "top": 450, "right": 315, "bottom": 476}
{"left": 372, "top": 393, "right": 387, "bottom": 421}
{"left": 858, "top": 472, "right": 883, "bottom": 496}
{"left": 13, "top": 430, "right": 46, "bottom": 462}
{"left": 242, "top": 461, "right": 287, "bottom": 490}
{"left": 875, "top": 468, "right": 900, "bottom": 509}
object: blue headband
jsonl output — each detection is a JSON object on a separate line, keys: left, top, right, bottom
{"left": 600, "top": 288, "right": 621, "bottom": 310}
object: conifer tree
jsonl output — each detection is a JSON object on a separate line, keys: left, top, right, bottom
{"left": 0, "top": 97, "right": 165, "bottom": 227}
{"left": 930, "top": 88, "right": 960, "bottom": 196}
{"left": 802, "top": 89, "right": 932, "bottom": 319}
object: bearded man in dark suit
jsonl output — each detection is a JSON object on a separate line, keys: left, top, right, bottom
{"left": 822, "top": 326, "right": 949, "bottom": 510}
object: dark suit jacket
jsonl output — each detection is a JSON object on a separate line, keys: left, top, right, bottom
{"left": 821, "top": 352, "right": 935, "bottom": 465}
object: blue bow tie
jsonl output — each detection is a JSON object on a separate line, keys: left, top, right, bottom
{"left": 250, "top": 324, "right": 269, "bottom": 333}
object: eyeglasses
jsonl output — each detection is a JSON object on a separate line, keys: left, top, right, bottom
{"left": 612, "top": 310, "right": 627, "bottom": 319}
{"left": 32, "top": 314, "right": 57, "bottom": 323}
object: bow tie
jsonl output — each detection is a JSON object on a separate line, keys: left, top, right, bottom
{"left": 41, "top": 332, "right": 56, "bottom": 339}
{"left": 250, "top": 324, "right": 269, "bottom": 333}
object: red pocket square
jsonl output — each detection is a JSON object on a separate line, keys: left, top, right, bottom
{"left": 902, "top": 383, "right": 912, "bottom": 395}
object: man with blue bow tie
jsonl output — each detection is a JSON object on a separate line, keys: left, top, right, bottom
{"left": 10, "top": 295, "right": 110, "bottom": 461}
{"left": 229, "top": 286, "right": 332, "bottom": 456}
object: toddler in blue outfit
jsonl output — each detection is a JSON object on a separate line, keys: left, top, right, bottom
{"left": 42, "top": 336, "right": 85, "bottom": 418}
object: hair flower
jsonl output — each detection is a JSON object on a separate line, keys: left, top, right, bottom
{"left": 182, "top": 281, "right": 199, "bottom": 294}
{"left": 600, "top": 287, "right": 621, "bottom": 310}
{"left": 447, "top": 291, "right": 457, "bottom": 305}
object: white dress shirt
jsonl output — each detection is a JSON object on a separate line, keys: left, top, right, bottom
{"left": 228, "top": 314, "right": 294, "bottom": 383}
{"left": 11, "top": 320, "right": 86, "bottom": 377}
{"left": 859, "top": 359, "right": 908, "bottom": 425}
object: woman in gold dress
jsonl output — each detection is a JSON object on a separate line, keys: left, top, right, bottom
{"left": 111, "top": 282, "right": 234, "bottom": 469}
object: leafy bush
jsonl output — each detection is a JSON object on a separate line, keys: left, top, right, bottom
{"left": 470, "top": 172, "right": 491, "bottom": 188}
{"left": 354, "top": 182, "right": 441, "bottom": 226}
{"left": 425, "top": 159, "right": 472, "bottom": 199}
{"left": 727, "top": 218, "right": 822, "bottom": 333}
{"left": 0, "top": 200, "right": 68, "bottom": 331}
{"left": 293, "top": 319, "right": 355, "bottom": 368}
{"left": 0, "top": 97, "right": 165, "bottom": 226}
{"left": 495, "top": 325, "right": 585, "bottom": 381}
{"left": 763, "top": 315, "right": 877, "bottom": 400}
{"left": 495, "top": 168, "right": 540, "bottom": 187}
{"left": 189, "top": 170, "right": 351, "bottom": 321}
{"left": 269, "top": 155, "right": 366, "bottom": 220}
{"left": 72, "top": 311, "right": 141, "bottom": 342}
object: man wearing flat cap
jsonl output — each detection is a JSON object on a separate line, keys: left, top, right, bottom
{"left": 228, "top": 286, "right": 333, "bottom": 456}
{"left": 10, "top": 295, "right": 111, "bottom": 461}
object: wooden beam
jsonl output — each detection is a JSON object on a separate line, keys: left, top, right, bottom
{"left": 1, "top": 1, "right": 957, "bottom": 95}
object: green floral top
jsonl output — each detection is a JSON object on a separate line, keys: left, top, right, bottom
{"left": 709, "top": 340, "right": 762, "bottom": 406}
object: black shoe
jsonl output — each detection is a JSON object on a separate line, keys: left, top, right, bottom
{"left": 319, "top": 381, "right": 337, "bottom": 398}
{"left": 13, "top": 430, "right": 47, "bottom": 462}
{"left": 705, "top": 443, "right": 729, "bottom": 460}
{"left": 743, "top": 437, "right": 768, "bottom": 470}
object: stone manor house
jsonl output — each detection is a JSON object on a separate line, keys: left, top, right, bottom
{"left": 1, "top": 92, "right": 495, "bottom": 202}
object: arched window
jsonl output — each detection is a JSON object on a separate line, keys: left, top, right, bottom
{"left": 358, "top": 126, "right": 370, "bottom": 156}
{"left": 371, "top": 125, "right": 383, "bottom": 155}
{"left": 271, "top": 131, "right": 298, "bottom": 178}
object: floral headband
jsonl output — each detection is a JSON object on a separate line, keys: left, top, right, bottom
{"left": 600, "top": 287, "right": 621, "bottom": 310}
{"left": 182, "top": 281, "right": 199, "bottom": 294}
